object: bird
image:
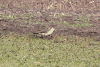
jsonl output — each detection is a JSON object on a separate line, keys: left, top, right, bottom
{"left": 39, "top": 27, "right": 55, "bottom": 36}
{"left": 34, "top": 27, "right": 55, "bottom": 37}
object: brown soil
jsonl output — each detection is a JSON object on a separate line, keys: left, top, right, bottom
{"left": 0, "top": 0, "right": 100, "bottom": 41}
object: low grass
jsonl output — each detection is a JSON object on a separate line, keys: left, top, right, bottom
{"left": 0, "top": 12, "right": 93, "bottom": 28}
{"left": 0, "top": 34, "right": 100, "bottom": 67}
{"left": 50, "top": 14, "right": 93, "bottom": 28}
{"left": 50, "top": 20, "right": 93, "bottom": 28}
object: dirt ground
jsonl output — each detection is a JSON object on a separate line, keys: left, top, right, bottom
{"left": 0, "top": 0, "right": 100, "bottom": 41}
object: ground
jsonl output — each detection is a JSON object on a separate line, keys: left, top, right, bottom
{"left": 0, "top": 2, "right": 100, "bottom": 40}
{"left": 0, "top": 0, "right": 100, "bottom": 67}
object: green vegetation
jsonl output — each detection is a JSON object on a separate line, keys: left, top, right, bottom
{"left": 0, "top": 14, "right": 18, "bottom": 20}
{"left": 0, "top": 13, "right": 41, "bottom": 26}
{"left": 0, "top": 4, "right": 4, "bottom": 8}
{"left": 0, "top": 34, "right": 100, "bottom": 67}
{"left": 62, "top": 21, "right": 93, "bottom": 28}
{"left": 50, "top": 14, "right": 93, "bottom": 28}
{"left": 0, "top": 0, "right": 100, "bottom": 67}
{"left": 6, "top": 15, "right": 18, "bottom": 19}
{"left": 0, "top": 8, "right": 99, "bottom": 67}
{"left": 50, "top": 20, "right": 93, "bottom": 28}
{"left": 0, "top": 12, "right": 93, "bottom": 28}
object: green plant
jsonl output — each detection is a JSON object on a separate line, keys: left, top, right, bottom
{"left": 0, "top": 34, "right": 100, "bottom": 67}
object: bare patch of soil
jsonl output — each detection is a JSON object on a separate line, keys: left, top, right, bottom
{"left": 0, "top": 0, "right": 100, "bottom": 41}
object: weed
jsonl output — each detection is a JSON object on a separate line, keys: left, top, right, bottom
{"left": 0, "top": 4, "right": 4, "bottom": 8}
{"left": 35, "top": 21, "right": 40, "bottom": 24}
{"left": 0, "top": 34, "right": 100, "bottom": 67}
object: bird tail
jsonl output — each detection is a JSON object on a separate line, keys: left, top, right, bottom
{"left": 33, "top": 33, "right": 39, "bottom": 34}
